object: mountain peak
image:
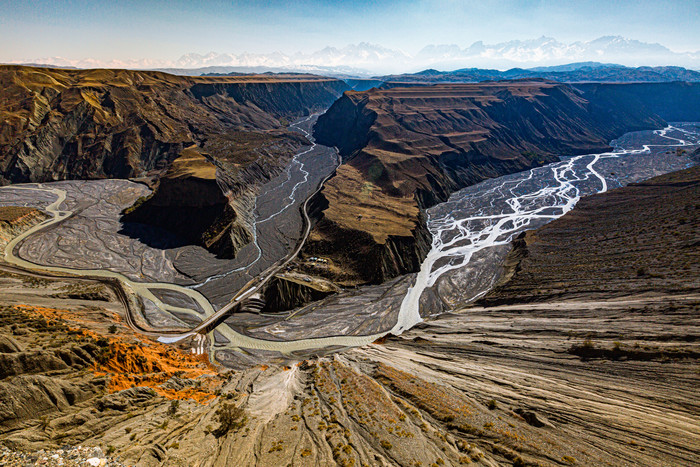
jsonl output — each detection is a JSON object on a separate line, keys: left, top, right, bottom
{"left": 12, "top": 37, "right": 699, "bottom": 75}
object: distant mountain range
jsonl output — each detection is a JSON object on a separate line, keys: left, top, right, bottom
{"left": 376, "top": 64, "right": 700, "bottom": 84}
{"left": 8, "top": 36, "right": 699, "bottom": 75}
{"left": 411, "top": 36, "right": 699, "bottom": 71}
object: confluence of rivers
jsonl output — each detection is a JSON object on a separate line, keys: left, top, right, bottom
{"left": 3, "top": 124, "right": 698, "bottom": 355}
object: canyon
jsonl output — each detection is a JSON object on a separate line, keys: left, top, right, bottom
{"left": 0, "top": 65, "right": 348, "bottom": 259}
{"left": 0, "top": 65, "right": 348, "bottom": 184}
{"left": 0, "top": 63, "right": 698, "bottom": 466}
{"left": 0, "top": 158, "right": 697, "bottom": 466}
{"left": 307, "top": 81, "right": 665, "bottom": 284}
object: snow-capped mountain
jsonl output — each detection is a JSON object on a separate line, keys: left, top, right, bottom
{"left": 17, "top": 56, "right": 175, "bottom": 69}
{"left": 173, "top": 43, "right": 410, "bottom": 73}
{"left": 415, "top": 36, "right": 699, "bottom": 70}
{"left": 10, "top": 37, "right": 699, "bottom": 74}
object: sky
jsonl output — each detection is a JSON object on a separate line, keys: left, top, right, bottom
{"left": 1, "top": 0, "right": 698, "bottom": 63}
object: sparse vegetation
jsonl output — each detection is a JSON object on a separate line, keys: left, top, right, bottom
{"left": 213, "top": 402, "right": 247, "bottom": 437}
{"left": 168, "top": 399, "right": 179, "bottom": 416}
{"left": 268, "top": 440, "right": 284, "bottom": 453}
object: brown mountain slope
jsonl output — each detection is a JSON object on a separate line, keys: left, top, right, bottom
{"left": 308, "top": 81, "right": 666, "bottom": 284}
{"left": 1, "top": 272, "right": 696, "bottom": 467}
{"left": 0, "top": 65, "right": 348, "bottom": 184}
{"left": 482, "top": 163, "right": 700, "bottom": 305}
{"left": 0, "top": 65, "right": 348, "bottom": 258}
{"left": 1, "top": 167, "right": 697, "bottom": 466}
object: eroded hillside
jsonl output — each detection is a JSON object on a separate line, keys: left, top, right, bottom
{"left": 307, "top": 81, "right": 666, "bottom": 284}
{"left": 0, "top": 130, "right": 697, "bottom": 467}
{"left": 482, "top": 163, "right": 700, "bottom": 304}
{"left": 0, "top": 65, "right": 348, "bottom": 184}
{"left": 0, "top": 65, "right": 349, "bottom": 259}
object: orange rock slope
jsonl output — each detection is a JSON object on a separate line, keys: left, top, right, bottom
{"left": 16, "top": 304, "right": 221, "bottom": 403}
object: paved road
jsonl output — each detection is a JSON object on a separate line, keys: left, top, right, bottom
{"left": 1, "top": 155, "right": 385, "bottom": 355}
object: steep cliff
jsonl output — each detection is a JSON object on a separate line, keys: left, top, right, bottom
{"left": 120, "top": 133, "right": 308, "bottom": 258}
{"left": 309, "top": 81, "right": 667, "bottom": 284}
{"left": 0, "top": 65, "right": 348, "bottom": 185}
{"left": 0, "top": 65, "right": 348, "bottom": 257}
{"left": 262, "top": 274, "right": 339, "bottom": 313}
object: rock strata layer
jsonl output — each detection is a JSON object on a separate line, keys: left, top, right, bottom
{"left": 309, "top": 81, "right": 667, "bottom": 284}
{"left": 0, "top": 65, "right": 348, "bottom": 185}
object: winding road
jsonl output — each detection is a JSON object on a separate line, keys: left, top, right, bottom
{"left": 1, "top": 119, "right": 387, "bottom": 353}
{"left": 2, "top": 124, "right": 698, "bottom": 355}
{"left": 191, "top": 114, "right": 328, "bottom": 289}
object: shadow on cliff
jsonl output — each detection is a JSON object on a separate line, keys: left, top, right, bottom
{"left": 117, "top": 221, "right": 193, "bottom": 251}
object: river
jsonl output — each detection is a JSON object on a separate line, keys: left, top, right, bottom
{"left": 392, "top": 124, "right": 700, "bottom": 333}
{"left": 1, "top": 123, "right": 698, "bottom": 361}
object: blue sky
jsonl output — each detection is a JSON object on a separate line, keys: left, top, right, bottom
{"left": 1, "top": 0, "right": 698, "bottom": 61}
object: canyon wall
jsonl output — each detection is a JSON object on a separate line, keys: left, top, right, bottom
{"left": 309, "top": 81, "right": 669, "bottom": 284}
{"left": 0, "top": 65, "right": 349, "bottom": 257}
{"left": 0, "top": 65, "right": 348, "bottom": 185}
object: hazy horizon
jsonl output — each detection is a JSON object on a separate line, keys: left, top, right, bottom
{"left": 1, "top": 0, "right": 699, "bottom": 73}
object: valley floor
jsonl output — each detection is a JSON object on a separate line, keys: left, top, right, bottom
{"left": 0, "top": 155, "right": 697, "bottom": 467}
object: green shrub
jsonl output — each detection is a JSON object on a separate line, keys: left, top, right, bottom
{"left": 213, "top": 403, "right": 247, "bottom": 437}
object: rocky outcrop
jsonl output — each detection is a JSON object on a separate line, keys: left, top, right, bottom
{"left": 0, "top": 65, "right": 348, "bottom": 185}
{"left": 95, "top": 386, "right": 157, "bottom": 411}
{"left": 121, "top": 134, "right": 309, "bottom": 257}
{"left": 262, "top": 276, "right": 337, "bottom": 313}
{"left": 0, "top": 375, "right": 101, "bottom": 430}
{"left": 120, "top": 147, "right": 240, "bottom": 256}
{"left": 0, "top": 336, "right": 22, "bottom": 353}
{"left": 304, "top": 208, "right": 432, "bottom": 284}
{"left": 0, "top": 207, "right": 48, "bottom": 250}
{"left": 308, "top": 81, "right": 667, "bottom": 284}
{"left": 189, "top": 79, "right": 348, "bottom": 119}
{"left": 0, "top": 351, "right": 68, "bottom": 379}
{"left": 124, "top": 178, "right": 231, "bottom": 250}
